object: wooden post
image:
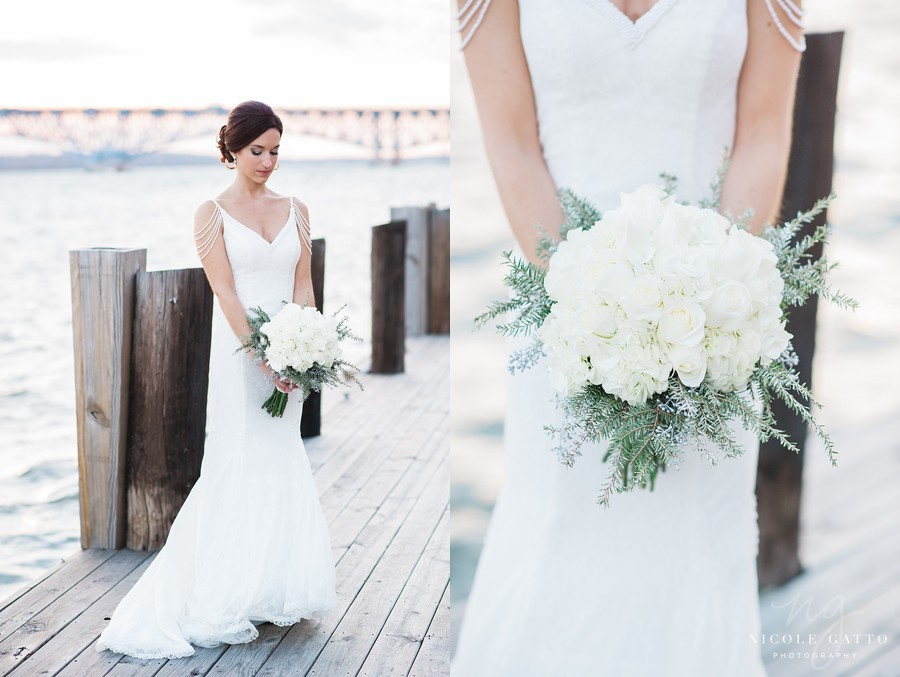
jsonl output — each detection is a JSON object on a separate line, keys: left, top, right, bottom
{"left": 70, "top": 247, "right": 146, "bottom": 550}
{"left": 125, "top": 268, "right": 213, "bottom": 550}
{"left": 391, "top": 206, "right": 429, "bottom": 337}
{"left": 427, "top": 207, "right": 450, "bottom": 335}
{"left": 301, "top": 237, "right": 326, "bottom": 438}
{"left": 371, "top": 221, "right": 406, "bottom": 373}
{"left": 756, "top": 32, "right": 844, "bottom": 589}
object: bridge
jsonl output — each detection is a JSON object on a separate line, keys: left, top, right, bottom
{"left": 0, "top": 106, "right": 450, "bottom": 166}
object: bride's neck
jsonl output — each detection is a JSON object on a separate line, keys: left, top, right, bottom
{"left": 231, "top": 174, "right": 270, "bottom": 198}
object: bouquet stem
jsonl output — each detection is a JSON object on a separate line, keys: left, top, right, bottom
{"left": 262, "top": 388, "right": 288, "bottom": 418}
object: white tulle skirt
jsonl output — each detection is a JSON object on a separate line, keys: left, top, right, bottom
{"left": 97, "top": 305, "right": 336, "bottom": 659}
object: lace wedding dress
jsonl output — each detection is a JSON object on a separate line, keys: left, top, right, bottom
{"left": 96, "top": 198, "right": 336, "bottom": 659}
{"left": 453, "top": 1, "right": 772, "bottom": 674}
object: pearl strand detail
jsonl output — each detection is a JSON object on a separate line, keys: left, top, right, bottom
{"left": 763, "top": 0, "right": 807, "bottom": 53}
{"left": 456, "top": 0, "right": 493, "bottom": 50}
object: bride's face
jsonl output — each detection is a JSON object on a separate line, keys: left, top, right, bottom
{"left": 234, "top": 128, "right": 281, "bottom": 183}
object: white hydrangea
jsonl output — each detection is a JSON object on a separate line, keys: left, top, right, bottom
{"left": 259, "top": 304, "right": 342, "bottom": 374}
{"left": 541, "top": 184, "right": 791, "bottom": 405}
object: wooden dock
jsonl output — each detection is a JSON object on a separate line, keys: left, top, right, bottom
{"left": 0, "top": 335, "right": 449, "bottom": 677}
{"left": 759, "top": 429, "right": 900, "bottom": 676}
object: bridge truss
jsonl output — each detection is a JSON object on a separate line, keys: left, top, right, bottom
{"left": 0, "top": 106, "right": 450, "bottom": 165}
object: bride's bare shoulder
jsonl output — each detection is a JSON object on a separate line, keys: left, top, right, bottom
{"left": 456, "top": 0, "right": 519, "bottom": 50}
{"left": 194, "top": 199, "right": 219, "bottom": 224}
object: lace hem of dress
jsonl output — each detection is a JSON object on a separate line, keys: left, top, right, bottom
{"left": 96, "top": 601, "right": 335, "bottom": 659}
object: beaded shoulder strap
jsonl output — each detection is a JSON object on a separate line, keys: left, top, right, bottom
{"left": 289, "top": 197, "right": 313, "bottom": 255}
{"left": 456, "top": 0, "right": 493, "bottom": 50}
{"left": 763, "top": 0, "right": 806, "bottom": 52}
{"left": 195, "top": 200, "right": 224, "bottom": 261}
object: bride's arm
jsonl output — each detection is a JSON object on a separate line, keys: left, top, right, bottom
{"left": 194, "top": 201, "right": 255, "bottom": 342}
{"left": 290, "top": 199, "right": 316, "bottom": 309}
{"left": 720, "top": 0, "right": 804, "bottom": 236}
{"left": 460, "top": 0, "right": 563, "bottom": 265}
{"left": 193, "top": 202, "right": 291, "bottom": 391}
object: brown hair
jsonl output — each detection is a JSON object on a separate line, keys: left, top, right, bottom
{"left": 216, "top": 101, "right": 283, "bottom": 164}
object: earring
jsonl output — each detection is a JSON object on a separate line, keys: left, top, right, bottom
{"left": 274, "top": 163, "right": 280, "bottom": 171}
{"left": 225, "top": 158, "right": 236, "bottom": 169}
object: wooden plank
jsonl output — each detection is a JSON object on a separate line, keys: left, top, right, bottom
{"left": 317, "top": 365, "right": 448, "bottom": 519}
{"left": 105, "top": 653, "right": 166, "bottom": 675}
{"left": 13, "top": 554, "right": 155, "bottom": 676}
{"left": 310, "top": 338, "right": 447, "bottom": 496}
{"left": 371, "top": 221, "right": 406, "bottom": 374}
{"left": 408, "top": 585, "right": 450, "bottom": 677}
{"left": 756, "top": 31, "right": 845, "bottom": 588}
{"left": 126, "top": 268, "right": 212, "bottom": 551}
{"left": 0, "top": 549, "right": 150, "bottom": 674}
{"left": 800, "top": 476, "right": 900, "bottom": 569}
{"left": 426, "top": 207, "right": 450, "bottom": 335}
{"left": 70, "top": 247, "right": 147, "bottom": 549}
{"left": 0, "top": 549, "right": 117, "bottom": 640}
{"left": 327, "top": 414, "right": 448, "bottom": 563}
{"left": 255, "top": 437, "right": 448, "bottom": 674}
{"left": 308, "top": 337, "right": 447, "bottom": 476}
{"left": 391, "top": 206, "right": 428, "bottom": 337}
{"left": 309, "top": 492, "right": 447, "bottom": 673}
{"left": 357, "top": 510, "right": 449, "bottom": 675}
{"left": 200, "top": 622, "right": 286, "bottom": 676}
{"left": 761, "top": 522, "right": 900, "bottom": 638}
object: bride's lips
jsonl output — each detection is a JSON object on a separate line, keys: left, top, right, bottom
{"left": 257, "top": 170, "right": 271, "bottom": 176}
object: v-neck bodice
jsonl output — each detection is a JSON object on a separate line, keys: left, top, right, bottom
{"left": 212, "top": 200, "right": 294, "bottom": 246}
{"left": 519, "top": 0, "right": 747, "bottom": 210}
{"left": 214, "top": 200, "right": 302, "bottom": 316}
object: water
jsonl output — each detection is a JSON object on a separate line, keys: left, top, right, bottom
{"left": 0, "top": 157, "right": 448, "bottom": 600}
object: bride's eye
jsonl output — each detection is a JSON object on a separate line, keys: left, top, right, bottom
{"left": 251, "top": 150, "right": 262, "bottom": 156}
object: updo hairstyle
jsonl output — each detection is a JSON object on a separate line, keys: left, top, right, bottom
{"left": 216, "top": 101, "right": 283, "bottom": 165}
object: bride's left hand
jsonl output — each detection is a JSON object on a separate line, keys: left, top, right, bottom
{"left": 259, "top": 361, "right": 296, "bottom": 393}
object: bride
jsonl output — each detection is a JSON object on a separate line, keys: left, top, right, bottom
{"left": 96, "top": 101, "right": 336, "bottom": 658}
{"left": 453, "top": 1, "right": 804, "bottom": 675}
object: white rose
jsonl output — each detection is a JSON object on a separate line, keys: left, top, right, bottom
{"left": 668, "top": 343, "right": 707, "bottom": 388}
{"left": 620, "top": 274, "right": 664, "bottom": 322}
{"left": 704, "top": 281, "right": 753, "bottom": 331}
{"left": 657, "top": 301, "right": 706, "bottom": 348}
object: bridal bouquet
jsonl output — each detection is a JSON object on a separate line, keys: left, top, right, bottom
{"left": 242, "top": 303, "right": 361, "bottom": 417}
{"left": 477, "top": 179, "right": 856, "bottom": 506}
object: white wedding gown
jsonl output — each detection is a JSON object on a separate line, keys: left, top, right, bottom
{"left": 453, "top": 1, "right": 767, "bottom": 675}
{"left": 97, "top": 200, "right": 336, "bottom": 659}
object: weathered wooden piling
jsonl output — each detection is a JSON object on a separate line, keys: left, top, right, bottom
{"left": 371, "top": 221, "right": 407, "bottom": 373}
{"left": 126, "top": 267, "right": 212, "bottom": 550}
{"left": 70, "top": 248, "right": 146, "bottom": 550}
{"left": 428, "top": 207, "right": 451, "bottom": 334}
{"left": 389, "top": 204, "right": 451, "bottom": 339}
{"left": 756, "top": 32, "right": 844, "bottom": 589}
{"left": 300, "top": 238, "right": 326, "bottom": 438}
{"left": 391, "top": 206, "right": 430, "bottom": 337}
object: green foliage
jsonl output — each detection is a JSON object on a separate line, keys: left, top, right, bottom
{"left": 474, "top": 252, "right": 553, "bottom": 339}
{"left": 558, "top": 188, "right": 602, "bottom": 239}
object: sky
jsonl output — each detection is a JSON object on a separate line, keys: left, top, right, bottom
{"left": 1, "top": 0, "right": 451, "bottom": 109}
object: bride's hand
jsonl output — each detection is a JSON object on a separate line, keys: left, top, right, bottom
{"left": 258, "top": 361, "right": 295, "bottom": 393}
